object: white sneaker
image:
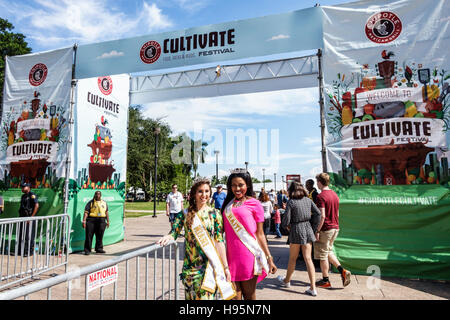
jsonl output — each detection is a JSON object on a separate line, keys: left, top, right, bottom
{"left": 305, "top": 288, "right": 317, "bottom": 296}
{"left": 276, "top": 275, "right": 291, "bottom": 288}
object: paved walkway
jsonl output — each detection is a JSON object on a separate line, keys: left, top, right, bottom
{"left": 65, "top": 214, "right": 449, "bottom": 300}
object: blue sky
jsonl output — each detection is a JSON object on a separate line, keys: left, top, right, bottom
{"left": 0, "top": 0, "right": 349, "bottom": 186}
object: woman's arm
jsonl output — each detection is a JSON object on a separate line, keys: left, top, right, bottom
{"left": 255, "top": 222, "right": 277, "bottom": 274}
{"left": 281, "top": 201, "right": 291, "bottom": 229}
{"left": 215, "top": 241, "right": 231, "bottom": 282}
{"left": 158, "top": 211, "right": 184, "bottom": 246}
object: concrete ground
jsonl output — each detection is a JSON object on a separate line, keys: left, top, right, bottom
{"left": 2, "top": 213, "right": 449, "bottom": 300}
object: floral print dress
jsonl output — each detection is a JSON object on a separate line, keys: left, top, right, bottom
{"left": 170, "top": 205, "right": 224, "bottom": 300}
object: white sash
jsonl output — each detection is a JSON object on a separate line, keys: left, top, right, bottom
{"left": 191, "top": 211, "right": 236, "bottom": 300}
{"left": 224, "top": 200, "right": 269, "bottom": 276}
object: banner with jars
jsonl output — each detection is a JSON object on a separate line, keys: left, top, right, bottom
{"left": 321, "top": 0, "right": 450, "bottom": 281}
{"left": 0, "top": 48, "right": 73, "bottom": 216}
{"left": 322, "top": 0, "right": 449, "bottom": 187}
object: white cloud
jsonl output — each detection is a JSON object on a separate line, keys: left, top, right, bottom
{"left": 1, "top": 0, "right": 173, "bottom": 48}
{"left": 267, "top": 34, "right": 290, "bottom": 41}
{"left": 141, "top": 87, "right": 318, "bottom": 134}
{"left": 96, "top": 50, "right": 125, "bottom": 60}
{"left": 173, "top": 0, "right": 210, "bottom": 13}
{"left": 277, "top": 153, "right": 310, "bottom": 160}
{"left": 303, "top": 137, "right": 321, "bottom": 145}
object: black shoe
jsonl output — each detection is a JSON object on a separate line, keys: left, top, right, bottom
{"left": 316, "top": 279, "right": 332, "bottom": 288}
{"left": 96, "top": 249, "right": 106, "bottom": 254}
{"left": 83, "top": 251, "right": 91, "bottom": 255}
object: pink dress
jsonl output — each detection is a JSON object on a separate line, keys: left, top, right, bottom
{"left": 223, "top": 197, "right": 267, "bottom": 283}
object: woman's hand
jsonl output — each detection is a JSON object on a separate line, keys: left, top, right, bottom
{"left": 157, "top": 234, "right": 174, "bottom": 246}
{"left": 225, "top": 268, "right": 232, "bottom": 282}
{"left": 268, "top": 258, "right": 277, "bottom": 274}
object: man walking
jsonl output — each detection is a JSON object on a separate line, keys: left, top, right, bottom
{"left": 18, "top": 183, "right": 39, "bottom": 256}
{"left": 211, "top": 185, "right": 226, "bottom": 210}
{"left": 305, "top": 179, "right": 319, "bottom": 204}
{"left": 314, "top": 173, "right": 351, "bottom": 288}
{"left": 166, "top": 184, "right": 184, "bottom": 229}
{"left": 82, "top": 191, "right": 110, "bottom": 255}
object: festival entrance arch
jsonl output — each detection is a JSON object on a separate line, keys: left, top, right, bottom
{"left": 1, "top": 0, "right": 449, "bottom": 280}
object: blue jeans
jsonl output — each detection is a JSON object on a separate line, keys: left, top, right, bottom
{"left": 275, "top": 223, "right": 282, "bottom": 237}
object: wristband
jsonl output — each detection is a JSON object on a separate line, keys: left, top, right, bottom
{"left": 266, "top": 255, "right": 273, "bottom": 261}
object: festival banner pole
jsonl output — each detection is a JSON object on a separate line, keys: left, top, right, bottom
{"left": 317, "top": 48, "right": 328, "bottom": 173}
{"left": 63, "top": 44, "right": 78, "bottom": 218}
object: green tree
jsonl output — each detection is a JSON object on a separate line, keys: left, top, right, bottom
{"left": 0, "top": 18, "right": 32, "bottom": 106}
{"left": 126, "top": 106, "right": 195, "bottom": 199}
{"left": 171, "top": 132, "right": 208, "bottom": 179}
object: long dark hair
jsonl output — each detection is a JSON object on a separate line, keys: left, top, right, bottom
{"left": 186, "top": 179, "right": 212, "bottom": 229}
{"left": 221, "top": 171, "right": 254, "bottom": 214}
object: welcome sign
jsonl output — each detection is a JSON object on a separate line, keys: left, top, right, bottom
{"left": 322, "top": 0, "right": 450, "bottom": 186}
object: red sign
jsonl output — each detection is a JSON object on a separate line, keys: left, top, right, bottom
{"left": 98, "top": 76, "right": 113, "bottom": 95}
{"left": 140, "top": 41, "right": 162, "bottom": 64}
{"left": 29, "top": 63, "right": 48, "bottom": 86}
{"left": 286, "top": 174, "right": 301, "bottom": 189}
{"left": 365, "top": 11, "right": 402, "bottom": 44}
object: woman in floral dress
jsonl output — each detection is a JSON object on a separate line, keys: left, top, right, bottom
{"left": 158, "top": 179, "right": 233, "bottom": 300}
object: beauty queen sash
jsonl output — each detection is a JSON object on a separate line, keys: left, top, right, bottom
{"left": 191, "top": 212, "right": 236, "bottom": 300}
{"left": 224, "top": 201, "right": 269, "bottom": 276}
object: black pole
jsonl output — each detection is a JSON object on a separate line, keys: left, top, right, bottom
{"left": 263, "top": 169, "right": 265, "bottom": 190}
{"left": 317, "top": 49, "right": 328, "bottom": 173}
{"left": 274, "top": 173, "right": 277, "bottom": 193}
{"left": 153, "top": 128, "right": 160, "bottom": 218}
{"left": 215, "top": 151, "right": 219, "bottom": 184}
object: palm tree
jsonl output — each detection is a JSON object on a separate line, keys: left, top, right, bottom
{"left": 172, "top": 133, "right": 208, "bottom": 179}
{"left": 191, "top": 138, "right": 208, "bottom": 179}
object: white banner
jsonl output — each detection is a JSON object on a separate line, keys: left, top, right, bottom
{"left": 321, "top": 0, "right": 450, "bottom": 185}
{"left": 72, "top": 74, "right": 129, "bottom": 189}
{"left": 340, "top": 118, "right": 446, "bottom": 148}
{"left": 0, "top": 47, "right": 73, "bottom": 185}
{"left": 87, "top": 265, "right": 118, "bottom": 292}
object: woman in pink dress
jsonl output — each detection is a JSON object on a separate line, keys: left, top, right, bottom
{"left": 221, "top": 169, "right": 277, "bottom": 300}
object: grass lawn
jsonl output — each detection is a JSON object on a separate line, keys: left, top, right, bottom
{"left": 124, "top": 201, "right": 189, "bottom": 218}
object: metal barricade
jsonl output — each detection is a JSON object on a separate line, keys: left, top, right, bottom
{"left": 0, "top": 214, "right": 70, "bottom": 290}
{"left": 0, "top": 241, "right": 180, "bottom": 300}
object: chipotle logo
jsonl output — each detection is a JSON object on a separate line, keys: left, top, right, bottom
{"left": 29, "top": 63, "right": 48, "bottom": 86}
{"left": 98, "top": 76, "right": 113, "bottom": 95}
{"left": 365, "top": 11, "right": 402, "bottom": 44}
{"left": 140, "top": 41, "right": 161, "bottom": 64}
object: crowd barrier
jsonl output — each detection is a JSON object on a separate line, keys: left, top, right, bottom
{"left": 0, "top": 241, "right": 180, "bottom": 300}
{"left": 0, "top": 214, "right": 70, "bottom": 290}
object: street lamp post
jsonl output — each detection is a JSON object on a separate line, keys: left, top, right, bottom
{"left": 282, "top": 176, "right": 285, "bottom": 190}
{"left": 245, "top": 161, "right": 248, "bottom": 172}
{"left": 262, "top": 168, "right": 266, "bottom": 190}
{"left": 214, "top": 150, "right": 219, "bottom": 185}
{"left": 153, "top": 127, "right": 161, "bottom": 218}
{"left": 274, "top": 173, "right": 277, "bottom": 193}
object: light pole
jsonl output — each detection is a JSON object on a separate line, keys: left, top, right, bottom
{"left": 274, "top": 173, "right": 277, "bottom": 193}
{"left": 262, "top": 168, "right": 266, "bottom": 190}
{"left": 282, "top": 176, "right": 285, "bottom": 190}
{"left": 153, "top": 126, "right": 160, "bottom": 218}
{"left": 214, "top": 150, "right": 219, "bottom": 185}
{"left": 245, "top": 161, "right": 248, "bottom": 172}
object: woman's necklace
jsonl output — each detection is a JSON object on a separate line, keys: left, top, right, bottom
{"left": 233, "top": 197, "right": 247, "bottom": 208}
